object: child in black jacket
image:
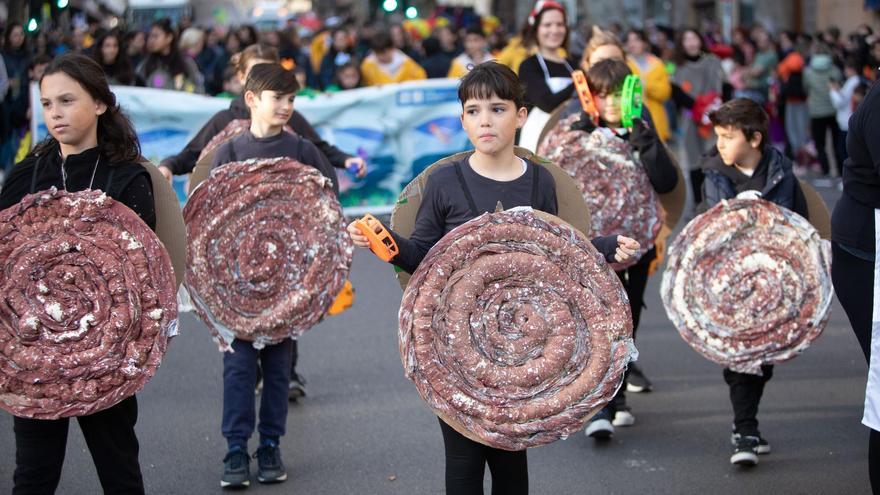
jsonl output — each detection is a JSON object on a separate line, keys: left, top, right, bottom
{"left": 700, "top": 98, "right": 809, "bottom": 466}
{"left": 570, "top": 59, "right": 679, "bottom": 440}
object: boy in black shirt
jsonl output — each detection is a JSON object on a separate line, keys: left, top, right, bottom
{"left": 347, "top": 61, "right": 638, "bottom": 494}
{"left": 700, "top": 98, "right": 808, "bottom": 466}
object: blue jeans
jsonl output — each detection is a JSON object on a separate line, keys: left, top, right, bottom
{"left": 222, "top": 338, "right": 293, "bottom": 449}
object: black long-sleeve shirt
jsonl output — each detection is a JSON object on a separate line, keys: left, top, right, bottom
{"left": 388, "top": 155, "right": 619, "bottom": 275}
{"left": 160, "top": 96, "right": 352, "bottom": 175}
{"left": 0, "top": 145, "right": 156, "bottom": 231}
{"left": 518, "top": 55, "right": 576, "bottom": 113}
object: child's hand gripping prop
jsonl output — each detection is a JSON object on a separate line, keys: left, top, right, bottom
{"left": 354, "top": 214, "right": 399, "bottom": 262}
{"left": 621, "top": 75, "right": 643, "bottom": 129}
{"left": 571, "top": 70, "right": 599, "bottom": 125}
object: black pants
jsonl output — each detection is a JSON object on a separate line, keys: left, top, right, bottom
{"left": 439, "top": 418, "right": 528, "bottom": 495}
{"left": 608, "top": 247, "right": 656, "bottom": 410}
{"left": 13, "top": 395, "right": 144, "bottom": 495}
{"left": 810, "top": 116, "right": 843, "bottom": 175}
{"left": 831, "top": 242, "right": 880, "bottom": 492}
{"left": 723, "top": 365, "right": 774, "bottom": 437}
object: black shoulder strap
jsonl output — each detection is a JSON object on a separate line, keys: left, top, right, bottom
{"left": 453, "top": 162, "right": 479, "bottom": 217}
{"left": 228, "top": 139, "right": 238, "bottom": 162}
{"left": 530, "top": 161, "right": 540, "bottom": 208}
{"left": 295, "top": 135, "right": 303, "bottom": 160}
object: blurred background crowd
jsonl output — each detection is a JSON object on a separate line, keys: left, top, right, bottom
{"left": 0, "top": 0, "right": 877, "bottom": 180}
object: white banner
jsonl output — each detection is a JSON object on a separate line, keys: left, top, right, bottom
{"left": 32, "top": 79, "right": 473, "bottom": 212}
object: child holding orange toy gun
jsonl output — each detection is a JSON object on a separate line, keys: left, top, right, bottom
{"left": 347, "top": 61, "right": 639, "bottom": 495}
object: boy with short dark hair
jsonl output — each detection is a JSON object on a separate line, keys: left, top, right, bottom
{"left": 211, "top": 63, "right": 337, "bottom": 489}
{"left": 572, "top": 59, "right": 678, "bottom": 440}
{"left": 359, "top": 31, "right": 427, "bottom": 86}
{"left": 347, "top": 61, "right": 639, "bottom": 494}
{"left": 447, "top": 25, "right": 492, "bottom": 78}
{"left": 701, "top": 98, "right": 809, "bottom": 466}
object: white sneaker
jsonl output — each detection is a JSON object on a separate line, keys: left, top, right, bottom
{"left": 612, "top": 410, "right": 635, "bottom": 427}
{"left": 585, "top": 418, "right": 614, "bottom": 439}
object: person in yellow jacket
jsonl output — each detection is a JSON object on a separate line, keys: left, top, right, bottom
{"left": 448, "top": 25, "right": 493, "bottom": 78}
{"left": 496, "top": 35, "right": 530, "bottom": 74}
{"left": 360, "top": 32, "right": 427, "bottom": 86}
{"left": 625, "top": 29, "right": 672, "bottom": 142}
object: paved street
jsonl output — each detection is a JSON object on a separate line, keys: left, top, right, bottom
{"left": 0, "top": 181, "right": 871, "bottom": 494}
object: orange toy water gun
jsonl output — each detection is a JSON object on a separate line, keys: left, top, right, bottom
{"left": 327, "top": 280, "right": 355, "bottom": 316}
{"left": 571, "top": 70, "right": 599, "bottom": 124}
{"left": 354, "top": 214, "right": 398, "bottom": 262}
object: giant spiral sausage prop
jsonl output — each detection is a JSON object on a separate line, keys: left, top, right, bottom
{"left": 661, "top": 199, "right": 833, "bottom": 374}
{"left": 399, "top": 208, "right": 636, "bottom": 450}
{"left": 538, "top": 115, "right": 664, "bottom": 269}
{"left": 184, "top": 157, "right": 352, "bottom": 350}
{"left": 0, "top": 188, "right": 177, "bottom": 419}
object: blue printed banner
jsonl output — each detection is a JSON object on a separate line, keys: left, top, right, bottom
{"left": 31, "top": 79, "right": 472, "bottom": 213}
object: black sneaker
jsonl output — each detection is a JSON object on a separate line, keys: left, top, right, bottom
{"left": 585, "top": 407, "right": 614, "bottom": 440}
{"left": 221, "top": 447, "right": 250, "bottom": 488}
{"left": 731, "top": 432, "right": 771, "bottom": 455}
{"left": 626, "top": 364, "right": 653, "bottom": 393}
{"left": 288, "top": 373, "right": 306, "bottom": 401}
{"left": 255, "top": 441, "right": 287, "bottom": 484}
{"left": 730, "top": 435, "right": 760, "bottom": 466}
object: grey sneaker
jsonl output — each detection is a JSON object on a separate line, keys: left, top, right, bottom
{"left": 288, "top": 373, "right": 306, "bottom": 401}
{"left": 255, "top": 441, "right": 287, "bottom": 484}
{"left": 221, "top": 447, "right": 250, "bottom": 488}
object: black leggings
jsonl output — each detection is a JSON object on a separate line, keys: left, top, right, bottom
{"left": 439, "top": 418, "right": 528, "bottom": 495}
{"left": 13, "top": 395, "right": 144, "bottom": 495}
{"left": 831, "top": 242, "right": 880, "bottom": 492}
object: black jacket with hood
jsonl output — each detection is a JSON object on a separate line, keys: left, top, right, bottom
{"left": 700, "top": 145, "right": 808, "bottom": 218}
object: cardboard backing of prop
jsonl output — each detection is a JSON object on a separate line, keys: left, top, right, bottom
{"left": 139, "top": 158, "right": 188, "bottom": 288}
{"left": 390, "top": 147, "right": 592, "bottom": 290}
{"left": 799, "top": 180, "right": 831, "bottom": 240}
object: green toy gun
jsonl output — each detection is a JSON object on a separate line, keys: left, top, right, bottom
{"left": 621, "top": 75, "right": 643, "bottom": 129}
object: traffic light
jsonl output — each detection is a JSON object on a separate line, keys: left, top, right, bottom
{"left": 58, "top": 0, "right": 69, "bottom": 8}
{"left": 405, "top": 6, "right": 418, "bottom": 18}
{"left": 382, "top": 0, "right": 398, "bottom": 12}
{"left": 27, "top": 18, "right": 38, "bottom": 32}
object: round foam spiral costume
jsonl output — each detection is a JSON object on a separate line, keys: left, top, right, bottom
{"left": 183, "top": 157, "right": 352, "bottom": 350}
{"left": 0, "top": 188, "right": 178, "bottom": 419}
{"left": 661, "top": 199, "right": 833, "bottom": 375}
{"left": 399, "top": 208, "right": 636, "bottom": 450}
{"left": 538, "top": 115, "right": 664, "bottom": 269}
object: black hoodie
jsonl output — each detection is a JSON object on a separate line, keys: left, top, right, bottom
{"left": 159, "top": 96, "right": 352, "bottom": 175}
